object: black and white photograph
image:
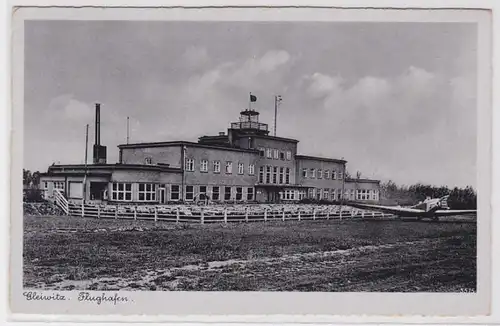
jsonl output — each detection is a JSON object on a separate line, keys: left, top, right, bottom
{"left": 10, "top": 5, "right": 492, "bottom": 317}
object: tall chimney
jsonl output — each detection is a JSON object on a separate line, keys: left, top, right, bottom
{"left": 95, "top": 103, "right": 101, "bottom": 146}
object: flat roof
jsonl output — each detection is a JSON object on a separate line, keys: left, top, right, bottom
{"left": 245, "top": 134, "right": 299, "bottom": 143}
{"left": 345, "top": 178, "right": 381, "bottom": 184}
{"left": 295, "top": 155, "right": 347, "bottom": 164}
{"left": 118, "top": 141, "right": 259, "bottom": 153}
{"left": 46, "top": 163, "right": 182, "bottom": 173}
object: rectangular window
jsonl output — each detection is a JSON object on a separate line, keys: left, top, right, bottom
{"left": 213, "top": 161, "right": 221, "bottom": 173}
{"left": 171, "top": 185, "right": 180, "bottom": 200}
{"left": 258, "top": 148, "right": 265, "bottom": 157}
{"left": 199, "top": 186, "right": 207, "bottom": 198}
{"left": 318, "top": 169, "right": 323, "bottom": 179}
{"left": 331, "top": 189, "right": 336, "bottom": 201}
{"left": 311, "top": 169, "right": 316, "bottom": 178}
{"left": 185, "top": 158, "right": 194, "bottom": 171}
{"left": 238, "top": 163, "right": 244, "bottom": 174}
{"left": 185, "top": 185, "right": 194, "bottom": 201}
{"left": 338, "top": 189, "right": 342, "bottom": 200}
{"left": 212, "top": 186, "right": 220, "bottom": 201}
{"left": 308, "top": 188, "right": 314, "bottom": 198}
{"left": 332, "top": 170, "right": 337, "bottom": 180}
{"left": 285, "top": 168, "right": 290, "bottom": 184}
{"left": 272, "top": 167, "right": 278, "bottom": 184}
{"left": 247, "top": 187, "right": 254, "bottom": 201}
{"left": 200, "top": 160, "right": 208, "bottom": 172}
{"left": 280, "top": 152, "right": 285, "bottom": 160}
{"left": 111, "top": 183, "right": 132, "bottom": 201}
{"left": 225, "top": 161, "right": 233, "bottom": 174}
{"left": 302, "top": 168, "right": 307, "bottom": 178}
{"left": 286, "top": 151, "right": 291, "bottom": 160}
{"left": 236, "top": 187, "right": 243, "bottom": 201}
{"left": 224, "top": 186, "right": 232, "bottom": 200}
{"left": 43, "top": 181, "right": 48, "bottom": 189}
{"left": 248, "top": 164, "right": 255, "bottom": 175}
{"left": 266, "top": 148, "right": 272, "bottom": 158}
{"left": 323, "top": 189, "right": 329, "bottom": 200}
{"left": 279, "top": 167, "right": 284, "bottom": 184}
{"left": 350, "top": 189, "right": 355, "bottom": 200}
{"left": 138, "top": 183, "right": 157, "bottom": 202}
{"left": 259, "top": 166, "right": 264, "bottom": 183}
{"left": 273, "top": 149, "right": 279, "bottom": 159}
{"left": 338, "top": 172, "right": 343, "bottom": 180}
{"left": 265, "top": 166, "right": 271, "bottom": 183}
{"left": 54, "top": 181, "right": 65, "bottom": 190}
{"left": 325, "top": 170, "right": 330, "bottom": 179}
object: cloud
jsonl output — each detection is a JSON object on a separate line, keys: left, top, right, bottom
{"left": 183, "top": 46, "right": 210, "bottom": 69}
{"left": 48, "top": 94, "right": 93, "bottom": 121}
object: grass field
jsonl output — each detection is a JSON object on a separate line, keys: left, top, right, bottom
{"left": 23, "top": 215, "right": 476, "bottom": 292}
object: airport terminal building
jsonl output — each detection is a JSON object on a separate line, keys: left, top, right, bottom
{"left": 40, "top": 104, "right": 381, "bottom": 204}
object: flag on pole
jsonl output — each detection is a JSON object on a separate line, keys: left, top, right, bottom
{"left": 250, "top": 94, "right": 257, "bottom": 102}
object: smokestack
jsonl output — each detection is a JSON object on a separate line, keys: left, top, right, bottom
{"left": 93, "top": 103, "right": 107, "bottom": 164}
{"left": 95, "top": 103, "right": 101, "bottom": 146}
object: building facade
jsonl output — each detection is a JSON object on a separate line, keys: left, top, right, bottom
{"left": 40, "top": 104, "right": 380, "bottom": 204}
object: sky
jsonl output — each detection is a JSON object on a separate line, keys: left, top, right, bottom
{"left": 24, "top": 21, "right": 477, "bottom": 188}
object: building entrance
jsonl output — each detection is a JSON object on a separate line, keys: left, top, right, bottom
{"left": 89, "top": 182, "right": 108, "bottom": 201}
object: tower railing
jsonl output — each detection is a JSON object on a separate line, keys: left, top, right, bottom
{"left": 230, "top": 121, "right": 268, "bottom": 131}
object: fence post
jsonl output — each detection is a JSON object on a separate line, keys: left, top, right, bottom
{"left": 134, "top": 206, "right": 137, "bottom": 220}
{"left": 97, "top": 205, "right": 100, "bottom": 219}
{"left": 245, "top": 207, "right": 249, "bottom": 223}
{"left": 81, "top": 201, "right": 84, "bottom": 218}
{"left": 339, "top": 209, "right": 342, "bottom": 220}
{"left": 224, "top": 207, "right": 228, "bottom": 224}
{"left": 381, "top": 212, "right": 385, "bottom": 218}
{"left": 298, "top": 210, "right": 301, "bottom": 221}
{"left": 154, "top": 206, "right": 158, "bottom": 223}
{"left": 282, "top": 208, "right": 285, "bottom": 222}
{"left": 313, "top": 208, "right": 316, "bottom": 220}
{"left": 115, "top": 205, "right": 118, "bottom": 219}
{"left": 176, "top": 208, "right": 180, "bottom": 224}
{"left": 372, "top": 212, "right": 375, "bottom": 218}
{"left": 327, "top": 210, "right": 330, "bottom": 220}
{"left": 362, "top": 211, "right": 365, "bottom": 219}
{"left": 200, "top": 208, "right": 204, "bottom": 224}
{"left": 264, "top": 208, "right": 268, "bottom": 222}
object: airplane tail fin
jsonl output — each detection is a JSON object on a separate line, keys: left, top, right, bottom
{"left": 438, "top": 195, "right": 450, "bottom": 210}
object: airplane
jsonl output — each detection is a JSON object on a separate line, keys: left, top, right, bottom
{"left": 347, "top": 195, "right": 476, "bottom": 221}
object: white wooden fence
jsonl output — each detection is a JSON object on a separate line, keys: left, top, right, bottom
{"left": 65, "top": 202, "right": 391, "bottom": 224}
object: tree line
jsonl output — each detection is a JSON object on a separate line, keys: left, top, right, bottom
{"left": 23, "top": 169, "right": 41, "bottom": 188}
{"left": 379, "top": 180, "right": 477, "bottom": 209}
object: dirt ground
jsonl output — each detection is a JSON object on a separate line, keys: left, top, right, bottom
{"left": 23, "top": 215, "right": 476, "bottom": 292}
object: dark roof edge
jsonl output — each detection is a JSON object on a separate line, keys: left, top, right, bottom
{"left": 46, "top": 164, "right": 182, "bottom": 173}
{"left": 118, "top": 141, "right": 259, "bottom": 153}
{"left": 247, "top": 134, "right": 299, "bottom": 143}
{"left": 295, "top": 155, "right": 347, "bottom": 164}
{"left": 345, "top": 178, "right": 381, "bottom": 184}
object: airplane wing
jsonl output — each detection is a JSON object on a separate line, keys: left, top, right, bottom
{"left": 346, "top": 202, "right": 424, "bottom": 217}
{"left": 434, "top": 209, "right": 477, "bottom": 217}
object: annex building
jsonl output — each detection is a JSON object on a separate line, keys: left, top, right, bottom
{"left": 40, "top": 103, "right": 381, "bottom": 204}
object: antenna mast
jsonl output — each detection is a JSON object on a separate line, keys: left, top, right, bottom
{"left": 274, "top": 95, "right": 282, "bottom": 136}
{"left": 127, "top": 116, "right": 130, "bottom": 144}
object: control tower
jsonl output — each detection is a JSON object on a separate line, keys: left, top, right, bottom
{"left": 229, "top": 109, "right": 270, "bottom": 136}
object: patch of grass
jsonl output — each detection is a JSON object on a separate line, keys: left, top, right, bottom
{"left": 23, "top": 215, "right": 476, "bottom": 292}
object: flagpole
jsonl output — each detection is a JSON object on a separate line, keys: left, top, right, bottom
{"left": 249, "top": 92, "right": 251, "bottom": 111}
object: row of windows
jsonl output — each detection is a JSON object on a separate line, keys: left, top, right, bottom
{"left": 185, "top": 159, "right": 255, "bottom": 175}
{"left": 258, "top": 166, "right": 291, "bottom": 185}
{"left": 184, "top": 185, "right": 254, "bottom": 201}
{"left": 302, "top": 168, "right": 344, "bottom": 180}
{"left": 42, "top": 181, "right": 65, "bottom": 190}
{"left": 258, "top": 148, "right": 292, "bottom": 161}
{"left": 110, "top": 183, "right": 255, "bottom": 202}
